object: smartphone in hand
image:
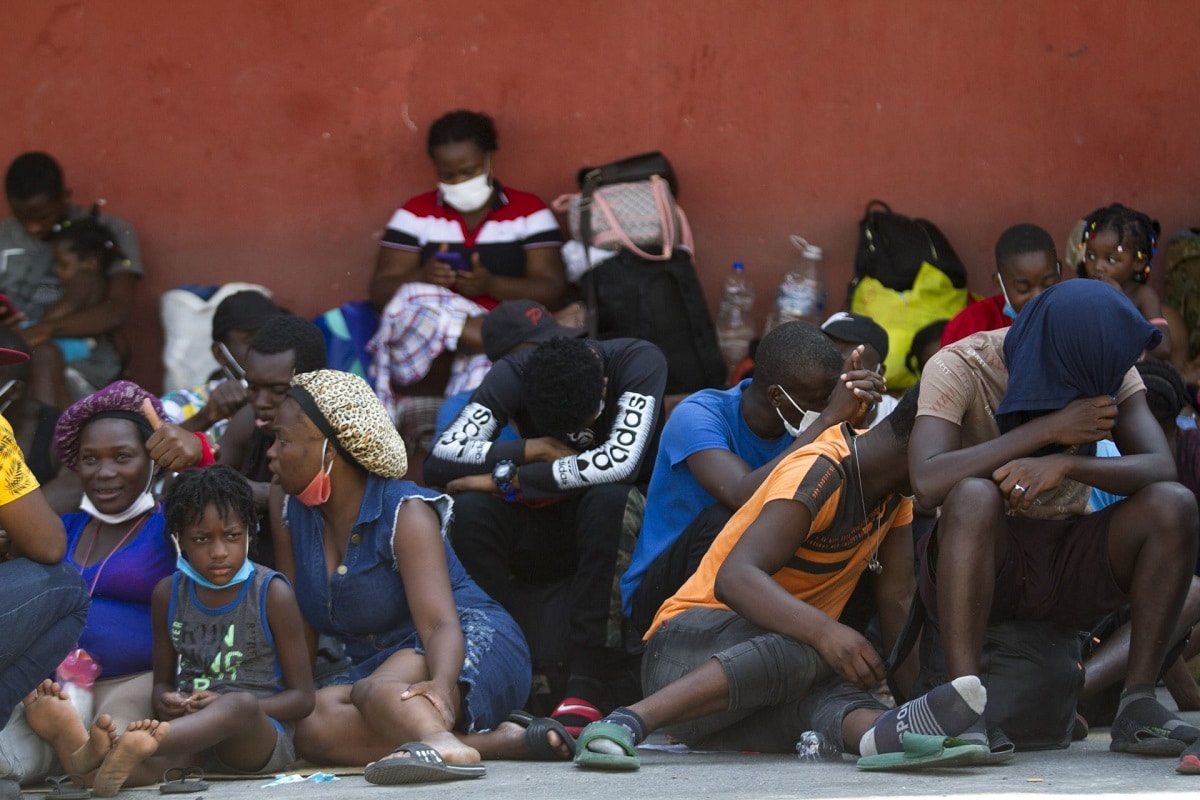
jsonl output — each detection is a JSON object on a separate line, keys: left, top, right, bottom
{"left": 435, "top": 251, "right": 470, "bottom": 272}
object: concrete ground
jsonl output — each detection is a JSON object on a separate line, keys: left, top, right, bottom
{"left": 39, "top": 703, "right": 1200, "bottom": 800}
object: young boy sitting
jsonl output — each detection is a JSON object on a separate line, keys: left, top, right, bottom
{"left": 87, "top": 466, "right": 314, "bottom": 796}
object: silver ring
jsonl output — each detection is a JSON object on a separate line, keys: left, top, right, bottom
{"left": 1014, "top": 484, "right": 1026, "bottom": 493}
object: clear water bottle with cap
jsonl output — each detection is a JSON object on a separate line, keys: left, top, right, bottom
{"left": 769, "top": 235, "right": 827, "bottom": 330}
{"left": 716, "top": 261, "right": 756, "bottom": 376}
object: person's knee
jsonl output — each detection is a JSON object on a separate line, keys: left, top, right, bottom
{"left": 722, "top": 635, "right": 828, "bottom": 710}
{"left": 938, "top": 478, "right": 1003, "bottom": 540}
{"left": 1127, "top": 482, "right": 1199, "bottom": 553}
{"left": 348, "top": 673, "right": 404, "bottom": 713}
{"left": 943, "top": 478, "right": 1003, "bottom": 514}
{"left": 32, "top": 561, "right": 90, "bottom": 617}
{"left": 210, "top": 691, "right": 261, "bottom": 721}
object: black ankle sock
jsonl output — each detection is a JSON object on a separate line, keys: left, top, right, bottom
{"left": 603, "top": 706, "right": 648, "bottom": 745}
{"left": 1116, "top": 685, "right": 1200, "bottom": 743}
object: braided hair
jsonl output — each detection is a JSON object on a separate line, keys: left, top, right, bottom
{"left": 1080, "top": 203, "right": 1160, "bottom": 283}
{"left": 49, "top": 214, "right": 129, "bottom": 272}
{"left": 163, "top": 464, "right": 258, "bottom": 545}
{"left": 1135, "top": 359, "right": 1191, "bottom": 428}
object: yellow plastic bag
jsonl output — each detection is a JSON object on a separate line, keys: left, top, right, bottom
{"left": 850, "top": 262, "right": 968, "bottom": 390}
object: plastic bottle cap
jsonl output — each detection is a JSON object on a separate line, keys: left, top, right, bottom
{"left": 732, "top": 261, "right": 745, "bottom": 271}
{"left": 790, "top": 235, "right": 823, "bottom": 260}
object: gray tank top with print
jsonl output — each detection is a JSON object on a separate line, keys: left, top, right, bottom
{"left": 169, "top": 564, "right": 284, "bottom": 698}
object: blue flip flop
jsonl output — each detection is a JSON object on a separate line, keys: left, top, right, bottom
{"left": 856, "top": 733, "right": 990, "bottom": 771}
{"left": 363, "top": 742, "right": 486, "bottom": 784}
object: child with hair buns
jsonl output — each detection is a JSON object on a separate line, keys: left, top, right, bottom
{"left": 1078, "top": 203, "right": 1172, "bottom": 360}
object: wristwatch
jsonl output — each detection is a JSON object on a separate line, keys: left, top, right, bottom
{"left": 492, "top": 459, "right": 519, "bottom": 502}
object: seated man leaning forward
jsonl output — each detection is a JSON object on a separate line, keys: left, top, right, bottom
{"left": 426, "top": 335, "right": 666, "bottom": 734}
{"left": 623, "top": 321, "right": 886, "bottom": 637}
{"left": 576, "top": 390, "right": 994, "bottom": 771}
{"left": 909, "top": 279, "right": 1200, "bottom": 758}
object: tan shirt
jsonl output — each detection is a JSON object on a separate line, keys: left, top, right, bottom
{"left": 917, "top": 329, "right": 1144, "bottom": 519}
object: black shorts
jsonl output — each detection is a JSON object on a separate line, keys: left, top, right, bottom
{"left": 919, "top": 502, "right": 1128, "bottom": 628}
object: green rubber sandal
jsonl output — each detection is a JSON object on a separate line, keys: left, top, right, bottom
{"left": 857, "top": 733, "right": 990, "bottom": 771}
{"left": 574, "top": 721, "right": 640, "bottom": 771}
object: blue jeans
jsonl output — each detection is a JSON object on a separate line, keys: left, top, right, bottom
{"left": 0, "top": 560, "right": 89, "bottom": 723}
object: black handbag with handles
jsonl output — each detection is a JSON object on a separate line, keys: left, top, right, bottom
{"left": 575, "top": 152, "right": 679, "bottom": 337}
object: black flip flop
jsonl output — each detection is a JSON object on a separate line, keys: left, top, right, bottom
{"left": 46, "top": 775, "right": 91, "bottom": 799}
{"left": 160, "top": 766, "right": 209, "bottom": 794}
{"left": 363, "top": 742, "right": 486, "bottom": 785}
{"left": 507, "top": 710, "right": 578, "bottom": 760}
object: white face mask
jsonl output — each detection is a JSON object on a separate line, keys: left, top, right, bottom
{"left": 80, "top": 466, "right": 156, "bottom": 525}
{"left": 773, "top": 385, "right": 821, "bottom": 438}
{"left": 438, "top": 159, "right": 493, "bottom": 212}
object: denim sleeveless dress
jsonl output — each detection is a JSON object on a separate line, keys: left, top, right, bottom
{"left": 285, "top": 476, "right": 531, "bottom": 731}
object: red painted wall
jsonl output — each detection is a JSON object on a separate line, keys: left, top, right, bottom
{"left": 4, "top": 1, "right": 1197, "bottom": 390}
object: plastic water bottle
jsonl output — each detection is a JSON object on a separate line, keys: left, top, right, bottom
{"left": 716, "top": 261, "right": 756, "bottom": 374}
{"left": 795, "top": 730, "right": 841, "bottom": 762}
{"left": 769, "top": 235, "right": 827, "bottom": 330}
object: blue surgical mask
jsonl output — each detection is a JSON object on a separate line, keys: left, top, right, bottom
{"left": 176, "top": 555, "right": 254, "bottom": 590}
{"left": 998, "top": 275, "right": 1018, "bottom": 320}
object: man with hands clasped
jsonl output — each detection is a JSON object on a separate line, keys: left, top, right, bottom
{"left": 909, "top": 280, "right": 1200, "bottom": 760}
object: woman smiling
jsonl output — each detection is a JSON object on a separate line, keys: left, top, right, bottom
{"left": 19, "top": 382, "right": 176, "bottom": 781}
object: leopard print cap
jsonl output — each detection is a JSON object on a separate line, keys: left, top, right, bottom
{"left": 289, "top": 369, "right": 408, "bottom": 478}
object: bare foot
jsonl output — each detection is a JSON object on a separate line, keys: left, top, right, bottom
{"left": 92, "top": 719, "right": 170, "bottom": 798}
{"left": 368, "top": 730, "right": 480, "bottom": 768}
{"left": 71, "top": 714, "right": 117, "bottom": 775}
{"left": 22, "top": 679, "right": 89, "bottom": 772}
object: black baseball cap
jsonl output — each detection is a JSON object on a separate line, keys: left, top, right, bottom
{"left": 820, "top": 311, "right": 890, "bottom": 362}
{"left": 482, "top": 300, "right": 586, "bottom": 362}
